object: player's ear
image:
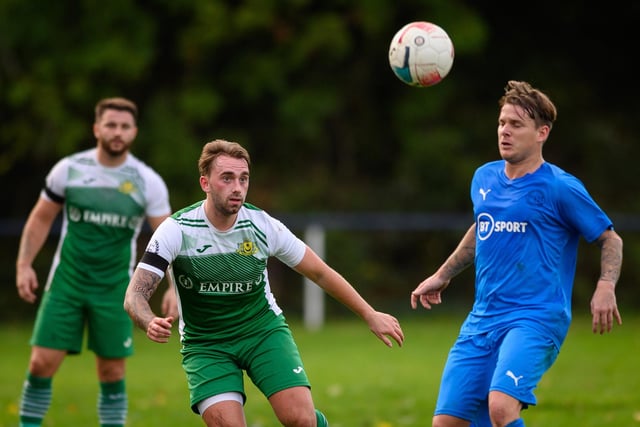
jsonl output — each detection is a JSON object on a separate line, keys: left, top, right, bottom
{"left": 199, "top": 175, "right": 209, "bottom": 193}
{"left": 537, "top": 125, "right": 550, "bottom": 143}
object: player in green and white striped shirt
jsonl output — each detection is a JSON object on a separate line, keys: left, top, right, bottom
{"left": 16, "top": 97, "right": 176, "bottom": 427}
{"left": 125, "top": 139, "right": 405, "bottom": 427}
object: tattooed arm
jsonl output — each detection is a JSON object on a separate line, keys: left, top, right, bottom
{"left": 590, "top": 228, "right": 623, "bottom": 334}
{"left": 124, "top": 267, "right": 175, "bottom": 343}
{"left": 410, "top": 223, "right": 477, "bottom": 310}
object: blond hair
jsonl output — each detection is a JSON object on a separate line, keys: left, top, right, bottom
{"left": 198, "top": 139, "right": 251, "bottom": 177}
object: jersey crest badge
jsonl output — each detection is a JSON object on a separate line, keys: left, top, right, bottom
{"left": 119, "top": 180, "right": 136, "bottom": 195}
{"left": 237, "top": 240, "right": 258, "bottom": 256}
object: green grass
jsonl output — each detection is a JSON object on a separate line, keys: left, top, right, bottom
{"left": 1, "top": 315, "right": 639, "bottom": 427}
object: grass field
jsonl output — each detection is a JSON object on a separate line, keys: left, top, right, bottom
{"left": 1, "top": 315, "right": 639, "bottom": 427}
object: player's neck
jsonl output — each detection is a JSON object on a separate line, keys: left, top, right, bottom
{"left": 203, "top": 200, "right": 236, "bottom": 231}
{"left": 504, "top": 157, "right": 544, "bottom": 180}
{"left": 96, "top": 148, "right": 128, "bottom": 168}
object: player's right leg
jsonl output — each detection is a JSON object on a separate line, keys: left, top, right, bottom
{"left": 433, "top": 333, "right": 496, "bottom": 427}
{"left": 20, "top": 289, "right": 83, "bottom": 427}
{"left": 182, "top": 349, "right": 247, "bottom": 424}
{"left": 20, "top": 347, "right": 66, "bottom": 427}
{"left": 27, "top": 346, "right": 67, "bottom": 376}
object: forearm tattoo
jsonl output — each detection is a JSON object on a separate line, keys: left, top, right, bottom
{"left": 125, "top": 269, "right": 163, "bottom": 330}
{"left": 442, "top": 225, "right": 476, "bottom": 279}
{"left": 599, "top": 234, "right": 623, "bottom": 284}
{"left": 443, "top": 243, "right": 475, "bottom": 278}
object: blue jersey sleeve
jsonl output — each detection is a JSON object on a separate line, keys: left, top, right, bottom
{"left": 555, "top": 173, "right": 613, "bottom": 243}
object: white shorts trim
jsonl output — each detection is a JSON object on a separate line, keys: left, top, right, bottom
{"left": 197, "top": 392, "right": 243, "bottom": 415}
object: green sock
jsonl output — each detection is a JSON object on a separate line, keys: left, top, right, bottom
{"left": 98, "top": 380, "right": 127, "bottom": 427}
{"left": 19, "top": 373, "right": 52, "bottom": 427}
{"left": 315, "top": 409, "right": 329, "bottom": 427}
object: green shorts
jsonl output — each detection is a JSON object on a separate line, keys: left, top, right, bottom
{"left": 182, "top": 323, "right": 310, "bottom": 414}
{"left": 31, "top": 286, "right": 134, "bottom": 358}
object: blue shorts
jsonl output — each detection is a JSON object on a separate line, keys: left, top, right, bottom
{"left": 435, "top": 324, "right": 559, "bottom": 426}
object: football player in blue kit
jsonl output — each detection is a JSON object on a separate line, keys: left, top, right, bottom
{"left": 410, "top": 80, "right": 623, "bottom": 427}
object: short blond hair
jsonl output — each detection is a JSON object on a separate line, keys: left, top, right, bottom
{"left": 198, "top": 139, "right": 251, "bottom": 177}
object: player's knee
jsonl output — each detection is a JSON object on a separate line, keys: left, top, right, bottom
{"left": 276, "top": 406, "right": 316, "bottom": 427}
{"left": 28, "top": 359, "right": 54, "bottom": 377}
{"left": 29, "top": 352, "right": 62, "bottom": 377}
{"left": 270, "top": 387, "right": 318, "bottom": 426}
{"left": 96, "top": 358, "right": 126, "bottom": 382}
{"left": 488, "top": 392, "right": 522, "bottom": 427}
{"left": 432, "top": 414, "right": 469, "bottom": 427}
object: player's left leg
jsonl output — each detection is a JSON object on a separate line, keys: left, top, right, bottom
{"left": 487, "top": 391, "right": 524, "bottom": 427}
{"left": 315, "top": 408, "right": 330, "bottom": 426}
{"left": 246, "top": 324, "right": 327, "bottom": 426}
{"left": 268, "top": 386, "right": 322, "bottom": 426}
{"left": 96, "top": 357, "right": 127, "bottom": 427}
{"left": 88, "top": 291, "right": 133, "bottom": 427}
{"left": 488, "top": 325, "right": 559, "bottom": 427}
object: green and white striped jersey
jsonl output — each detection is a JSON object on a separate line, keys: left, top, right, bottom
{"left": 138, "top": 201, "right": 307, "bottom": 344}
{"left": 43, "top": 148, "right": 171, "bottom": 294}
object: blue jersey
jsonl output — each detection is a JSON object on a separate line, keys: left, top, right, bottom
{"left": 463, "top": 161, "right": 612, "bottom": 346}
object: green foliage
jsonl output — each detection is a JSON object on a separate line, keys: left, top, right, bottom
{"left": 3, "top": 1, "right": 637, "bottom": 212}
{"left": 0, "top": 0, "right": 486, "bottom": 211}
{"left": 2, "top": 1, "right": 640, "bottom": 312}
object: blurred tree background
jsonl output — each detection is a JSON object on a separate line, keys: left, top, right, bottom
{"left": 1, "top": 0, "right": 638, "bottom": 321}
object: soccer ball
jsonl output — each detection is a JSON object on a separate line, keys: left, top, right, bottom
{"left": 388, "top": 21, "right": 454, "bottom": 87}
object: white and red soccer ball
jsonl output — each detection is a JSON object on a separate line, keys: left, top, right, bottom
{"left": 388, "top": 21, "right": 454, "bottom": 87}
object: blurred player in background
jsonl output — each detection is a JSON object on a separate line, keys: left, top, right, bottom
{"left": 410, "top": 80, "right": 623, "bottom": 427}
{"left": 124, "top": 139, "right": 405, "bottom": 427}
{"left": 15, "top": 97, "right": 177, "bottom": 427}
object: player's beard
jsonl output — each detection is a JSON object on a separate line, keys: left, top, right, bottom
{"left": 99, "top": 137, "right": 131, "bottom": 158}
{"left": 213, "top": 194, "right": 243, "bottom": 217}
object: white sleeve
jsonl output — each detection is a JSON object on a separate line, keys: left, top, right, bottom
{"left": 42, "top": 157, "right": 70, "bottom": 202}
{"left": 143, "top": 168, "right": 172, "bottom": 217}
{"left": 138, "top": 218, "right": 182, "bottom": 276}
{"left": 267, "top": 215, "right": 307, "bottom": 267}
